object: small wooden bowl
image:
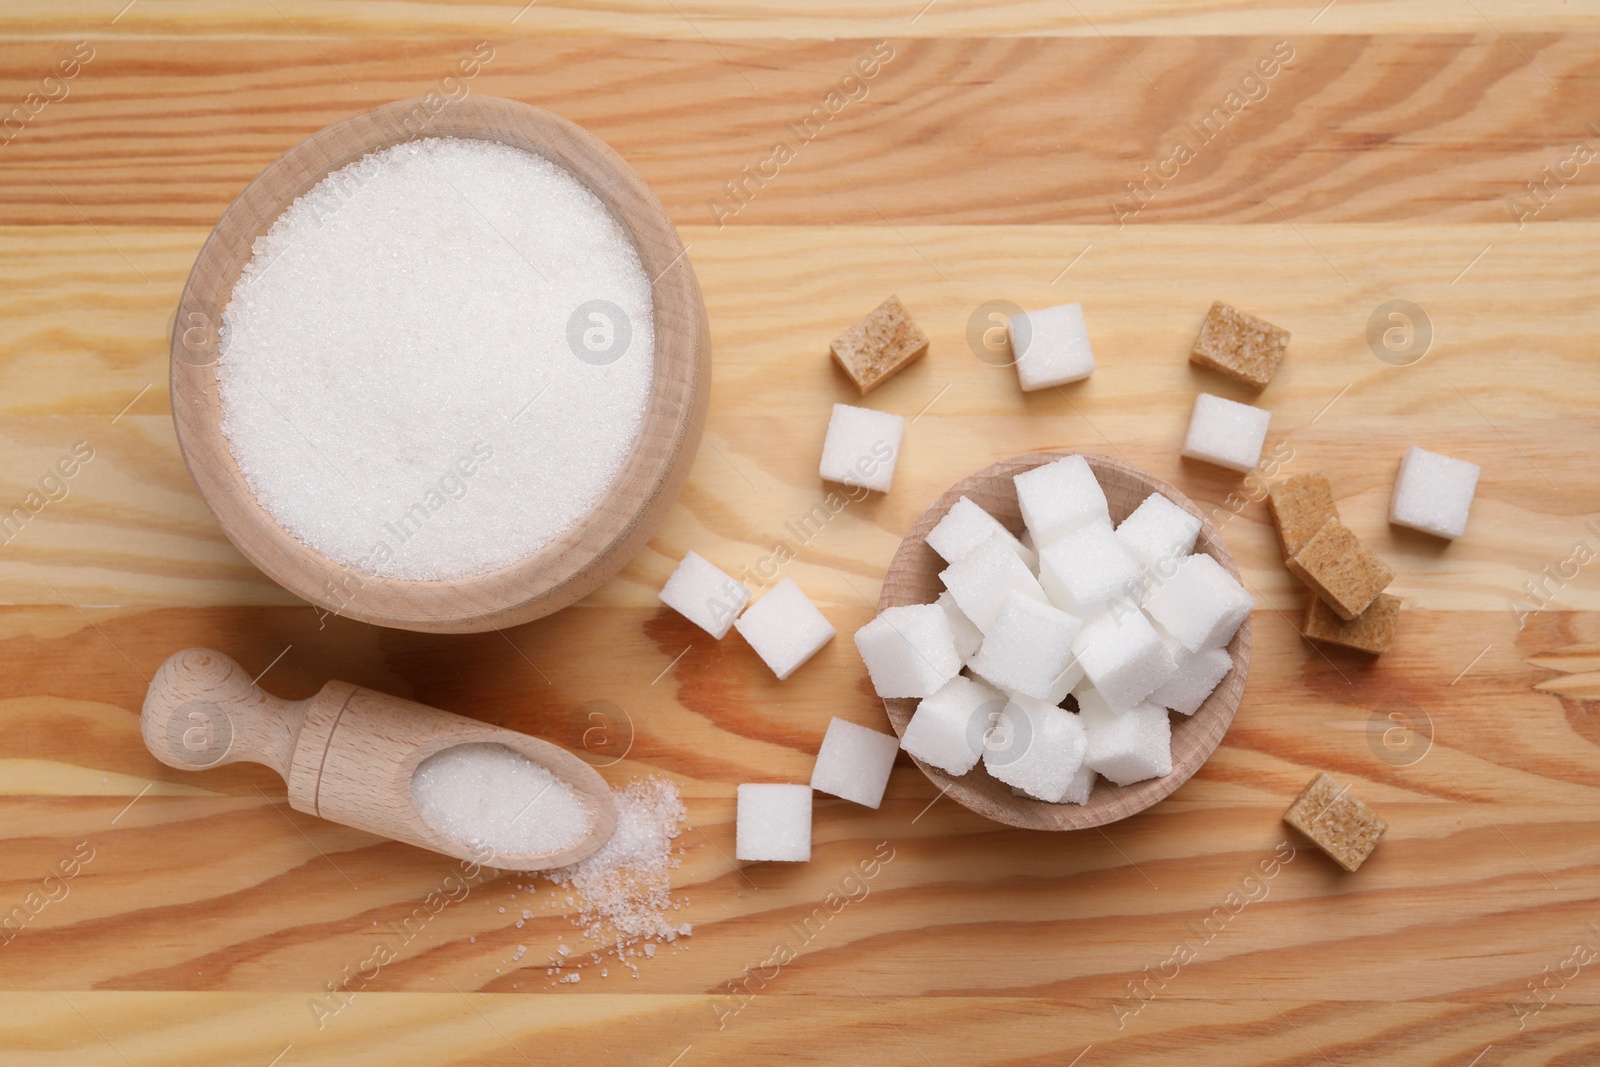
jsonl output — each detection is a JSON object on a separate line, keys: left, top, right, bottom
{"left": 170, "top": 97, "right": 710, "bottom": 633}
{"left": 879, "top": 451, "right": 1252, "bottom": 831}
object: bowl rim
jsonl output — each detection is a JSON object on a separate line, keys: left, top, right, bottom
{"left": 170, "top": 95, "right": 709, "bottom": 633}
{"left": 877, "top": 449, "right": 1252, "bottom": 831}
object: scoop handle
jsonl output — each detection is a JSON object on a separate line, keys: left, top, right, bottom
{"left": 141, "top": 648, "right": 314, "bottom": 779}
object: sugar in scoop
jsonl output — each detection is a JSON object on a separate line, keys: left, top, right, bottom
{"left": 411, "top": 742, "right": 596, "bottom": 858}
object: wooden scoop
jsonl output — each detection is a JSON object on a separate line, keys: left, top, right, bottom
{"left": 141, "top": 648, "right": 617, "bottom": 871}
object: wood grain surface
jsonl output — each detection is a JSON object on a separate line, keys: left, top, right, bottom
{"left": 3, "top": 2, "right": 1600, "bottom": 1065}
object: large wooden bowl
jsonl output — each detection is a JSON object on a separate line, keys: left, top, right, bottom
{"left": 170, "top": 96, "right": 710, "bottom": 633}
{"left": 878, "top": 451, "right": 1252, "bottom": 831}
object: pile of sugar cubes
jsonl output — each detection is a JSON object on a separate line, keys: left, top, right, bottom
{"left": 1267, "top": 472, "right": 1400, "bottom": 655}
{"left": 854, "top": 455, "right": 1252, "bottom": 804}
{"left": 1261, "top": 449, "right": 1478, "bottom": 657}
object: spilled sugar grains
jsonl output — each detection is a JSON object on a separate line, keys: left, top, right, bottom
{"left": 539, "top": 776, "right": 692, "bottom": 976}
{"left": 217, "top": 136, "right": 655, "bottom": 581}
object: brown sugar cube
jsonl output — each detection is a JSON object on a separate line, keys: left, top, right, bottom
{"left": 1190, "top": 301, "right": 1290, "bottom": 389}
{"left": 1303, "top": 592, "right": 1400, "bottom": 654}
{"left": 1267, "top": 472, "right": 1339, "bottom": 557}
{"left": 1283, "top": 772, "right": 1387, "bottom": 872}
{"left": 829, "top": 295, "right": 929, "bottom": 395}
{"left": 1285, "top": 518, "right": 1394, "bottom": 621}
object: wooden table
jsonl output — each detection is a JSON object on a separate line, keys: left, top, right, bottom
{"left": 3, "top": 4, "right": 1599, "bottom": 1064}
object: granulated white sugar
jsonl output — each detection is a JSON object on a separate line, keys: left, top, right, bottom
{"left": 410, "top": 742, "right": 594, "bottom": 856}
{"left": 218, "top": 136, "right": 655, "bottom": 580}
{"left": 545, "top": 776, "right": 691, "bottom": 950}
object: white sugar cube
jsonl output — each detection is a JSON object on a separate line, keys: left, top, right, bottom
{"left": 972, "top": 653, "right": 1082, "bottom": 707}
{"left": 810, "top": 717, "right": 900, "bottom": 809}
{"left": 1077, "top": 692, "right": 1172, "bottom": 787}
{"left": 1055, "top": 760, "right": 1096, "bottom": 805}
{"left": 935, "top": 591, "right": 983, "bottom": 660}
{"left": 1389, "top": 445, "right": 1480, "bottom": 540}
{"left": 1013, "top": 454, "right": 1109, "bottom": 545}
{"left": 1051, "top": 655, "right": 1086, "bottom": 703}
{"left": 925, "top": 495, "right": 1037, "bottom": 569}
{"left": 981, "top": 694, "right": 1088, "bottom": 803}
{"left": 1181, "top": 393, "right": 1272, "bottom": 473}
{"left": 1143, "top": 552, "right": 1254, "bottom": 653}
{"left": 735, "top": 783, "right": 812, "bottom": 862}
{"left": 1038, "top": 521, "right": 1143, "bottom": 617}
{"left": 1012, "top": 761, "right": 1094, "bottom": 804}
{"left": 1149, "top": 641, "right": 1231, "bottom": 716}
{"left": 902, "top": 674, "right": 1003, "bottom": 775}
{"left": 1071, "top": 606, "right": 1174, "bottom": 710}
{"left": 1008, "top": 302, "right": 1096, "bottom": 392}
{"left": 733, "top": 578, "right": 835, "bottom": 680}
{"left": 853, "top": 603, "right": 962, "bottom": 698}
{"left": 1116, "top": 493, "right": 1202, "bottom": 575}
{"left": 819, "top": 403, "right": 904, "bottom": 493}
{"left": 939, "top": 532, "right": 1049, "bottom": 632}
{"left": 658, "top": 550, "right": 751, "bottom": 639}
{"left": 968, "top": 591, "right": 1083, "bottom": 702}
